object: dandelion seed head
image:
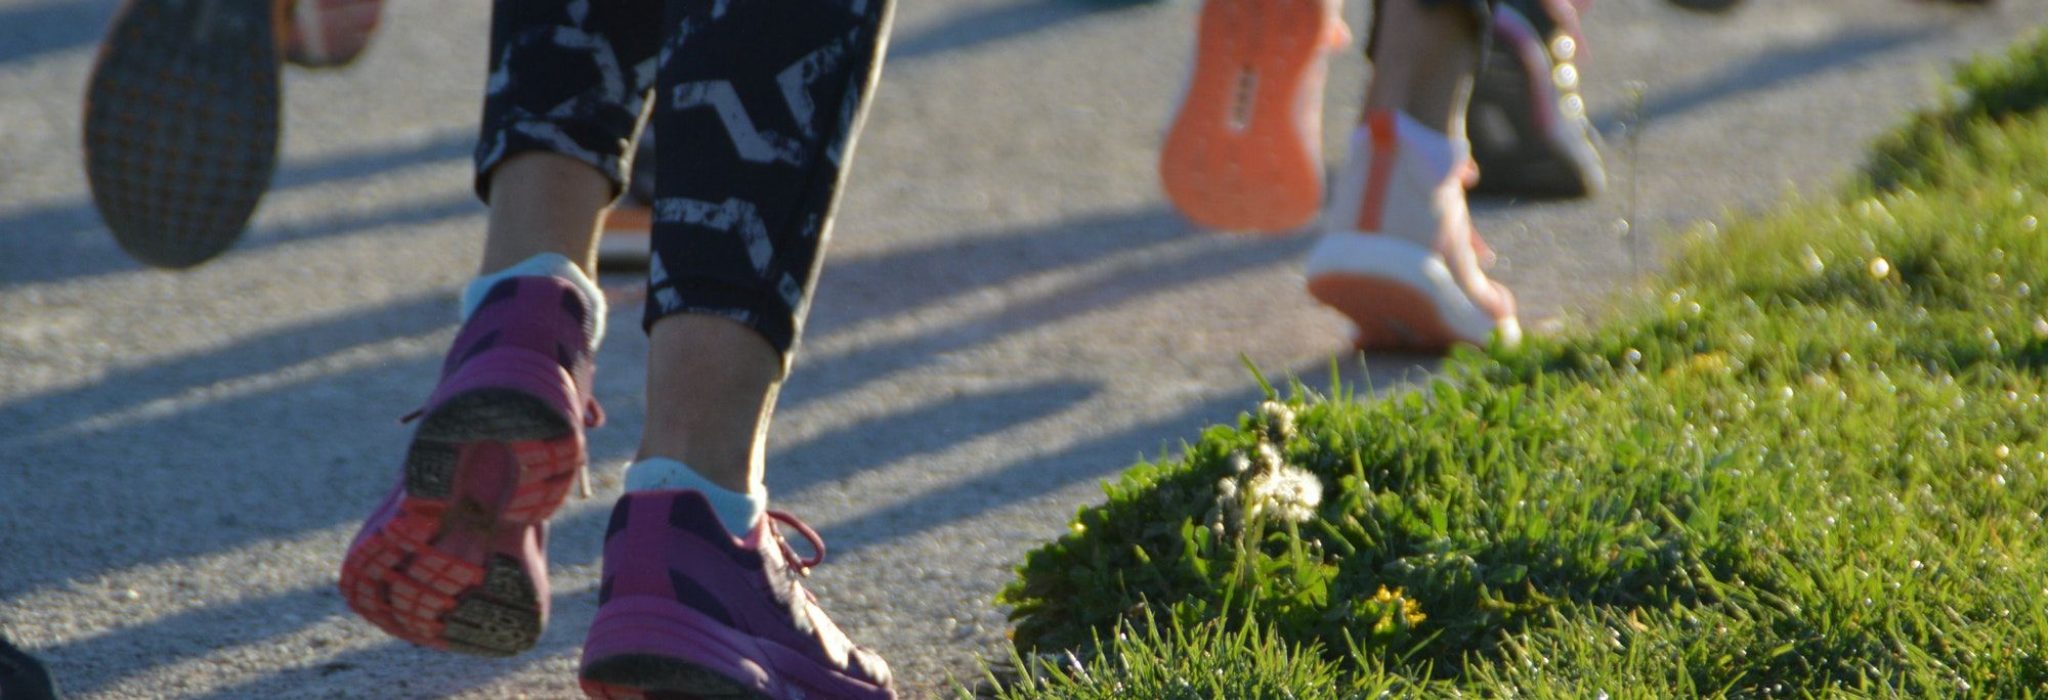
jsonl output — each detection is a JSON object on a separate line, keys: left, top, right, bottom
{"left": 1254, "top": 443, "right": 1285, "bottom": 473}
{"left": 1257, "top": 400, "right": 1296, "bottom": 439}
{"left": 1228, "top": 452, "right": 1251, "bottom": 474}
{"left": 1245, "top": 465, "right": 1323, "bottom": 524}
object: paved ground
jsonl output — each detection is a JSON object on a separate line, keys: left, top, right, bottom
{"left": 4, "top": 0, "right": 2047, "bottom": 697}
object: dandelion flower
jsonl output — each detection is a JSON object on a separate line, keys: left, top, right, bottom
{"left": 1228, "top": 452, "right": 1251, "bottom": 474}
{"left": 1254, "top": 442, "right": 1285, "bottom": 473}
{"left": 1244, "top": 464, "right": 1323, "bottom": 525}
{"left": 1257, "top": 400, "right": 1296, "bottom": 440}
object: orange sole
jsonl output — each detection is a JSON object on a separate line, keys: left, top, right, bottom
{"left": 1306, "top": 273, "right": 1467, "bottom": 353}
{"left": 1160, "top": 0, "right": 1337, "bottom": 233}
{"left": 339, "top": 436, "right": 582, "bottom": 656}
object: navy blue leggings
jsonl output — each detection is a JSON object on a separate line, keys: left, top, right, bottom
{"left": 474, "top": 0, "right": 892, "bottom": 366}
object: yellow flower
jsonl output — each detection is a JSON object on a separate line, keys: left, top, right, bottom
{"left": 1370, "top": 586, "right": 1427, "bottom": 627}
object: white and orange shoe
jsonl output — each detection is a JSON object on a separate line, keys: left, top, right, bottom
{"left": 1305, "top": 109, "right": 1521, "bottom": 352}
{"left": 1159, "top": 0, "right": 1350, "bottom": 233}
{"left": 279, "top": 0, "right": 384, "bottom": 68}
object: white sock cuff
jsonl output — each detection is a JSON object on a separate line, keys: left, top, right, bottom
{"left": 623, "top": 457, "right": 767, "bottom": 536}
{"left": 1381, "top": 110, "right": 1466, "bottom": 183}
{"left": 460, "top": 252, "right": 607, "bottom": 348}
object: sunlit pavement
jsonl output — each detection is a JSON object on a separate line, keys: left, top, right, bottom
{"left": 3, "top": 0, "right": 2045, "bottom": 696}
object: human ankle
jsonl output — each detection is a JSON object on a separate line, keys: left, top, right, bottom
{"left": 623, "top": 457, "right": 766, "bottom": 535}
{"left": 460, "top": 252, "right": 607, "bottom": 349}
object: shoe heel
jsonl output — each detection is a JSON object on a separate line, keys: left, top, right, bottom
{"left": 1307, "top": 273, "right": 1464, "bottom": 351}
{"left": 1303, "top": 233, "right": 1513, "bottom": 351}
{"left": 408, "top": 346, "right": 586, "bottom": 524}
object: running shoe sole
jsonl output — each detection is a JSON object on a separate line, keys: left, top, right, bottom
{"left": 580, "top": 598, "right": 894, "bottom": 700}
{"left": 1160, "top": 0, "right": 1338, "bottom": 233}
{"left": 84, "top": 0, "right": 283, "bottom": 269}
{"left": 1304, "top": 232, "right": 1520, "bottom": 351}
{"left": 1468, "top": 7, "right": 1604, "bottom": 199}
{"left": 339, "top": 363, "right": 586, "bottom": 656}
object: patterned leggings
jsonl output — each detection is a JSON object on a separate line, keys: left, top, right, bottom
{"left": 473, "top": 0, "right": 893, "bottom": 365}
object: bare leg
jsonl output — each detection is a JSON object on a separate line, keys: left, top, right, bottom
{"left": 636, "top": 316, "right": 781, "bottom": 494}
{"left": 1364, "top": 0, "right": 1482, "bottom": 134}
{"left": 478, "top": 152, "right": 609, "bottom": 275}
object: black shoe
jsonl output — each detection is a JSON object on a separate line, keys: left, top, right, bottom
{"left": 0, "top": 633, "right": 62, "bottom": 700}
{"left": 1469, "top": 3, "right": 1605, "bottom": 199}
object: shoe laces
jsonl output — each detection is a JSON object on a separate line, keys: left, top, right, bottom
{"left": 766, "top": 510, "right": 827, "bottom": 576}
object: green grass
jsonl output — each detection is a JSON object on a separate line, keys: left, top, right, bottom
{"left": 984, "top": 31, "right": 2048, "bottom": 700}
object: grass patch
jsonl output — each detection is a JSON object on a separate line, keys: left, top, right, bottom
{"left": 987, "top": 31, "right": 2048, "bottom": 699}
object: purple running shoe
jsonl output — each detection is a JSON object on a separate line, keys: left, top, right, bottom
{"left": 340, "top": 275, "right": 602, "bottom": 657}
{"left": 580, "top": 490, "right": 895, "bottom": 700}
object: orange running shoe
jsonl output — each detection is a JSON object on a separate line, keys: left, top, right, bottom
{"left": 1306, "top": 109, "right": 1521, "bottom": 352}
{"left": 1160, "top": 0, "right": 1349, "bottom": 233}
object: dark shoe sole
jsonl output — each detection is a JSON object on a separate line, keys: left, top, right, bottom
{"left": 582, "top": 655, "right": 771, "bottom": 700}
{"left": 84, "top": 0, "right": 282, "bottom": 269}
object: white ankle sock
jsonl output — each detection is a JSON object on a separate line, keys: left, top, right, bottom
{"left": 624, "top": 457, "right": 766, "bottom": 535}
{"left": 460, "top": 252, "right": 607, "bottom": 348}
{"left": 1327, "top": 110, "right": 1469, "bottom": 237}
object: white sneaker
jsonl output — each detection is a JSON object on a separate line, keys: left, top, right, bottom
{"left": 1305, "top": 109, "right": 1521, "bottom": 351}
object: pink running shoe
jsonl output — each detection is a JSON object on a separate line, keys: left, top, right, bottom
{"left": 339, "top": 276, "right": 602, "bottom": 656}
{"left": 279, "top": 0, "right": 384, "bottom": 68}
{"left": 579, "top": 491, "right": 896, "bottom": 700}
{"left": 1306, "top": 109, "right": 1521, "bottom": 352}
